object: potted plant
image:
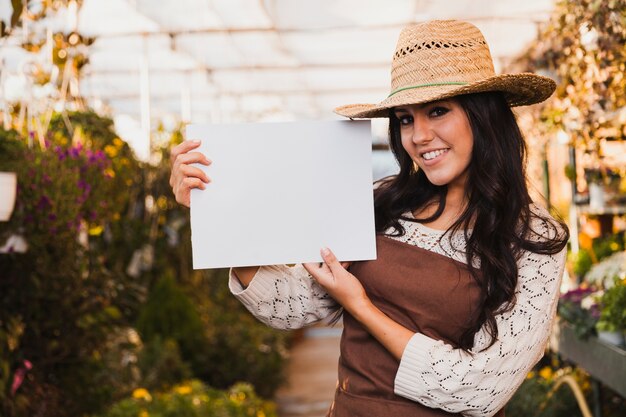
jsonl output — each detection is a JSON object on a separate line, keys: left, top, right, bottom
{"left": 557, "top": 286, "right": 600, "bottom": 339}
{"left": 0, "top": 129, "right": 24, "bottom": 222}
{"left": 584, "top": 167, "right": 606, "bottom": 210}
{"left": 596, "top": 277, "right": 626, "bottom": 347}
{"left": 0, "top": 172, "right": 16, "bottom": 221}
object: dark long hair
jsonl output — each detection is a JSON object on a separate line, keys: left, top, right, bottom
{"left": 374, "top": 92, "right": 569, "bottom": 351}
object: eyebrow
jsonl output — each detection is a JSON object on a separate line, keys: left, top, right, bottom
{"left": 394, "top": 99, "right": 452, "bottom": 114}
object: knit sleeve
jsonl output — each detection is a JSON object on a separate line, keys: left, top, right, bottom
{"left": 394, "top": 221, "right": 567, "bottom": 416}
{"left": 228, "top": 264, "right": 339, "bottom": 330}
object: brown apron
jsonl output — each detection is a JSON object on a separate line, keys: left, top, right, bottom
{"left": 328, "top": 235, "right": 505, "bottom": 417}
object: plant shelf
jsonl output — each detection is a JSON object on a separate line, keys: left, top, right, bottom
{"left": 551, "top": 323, "right": 626, "bottom": 398}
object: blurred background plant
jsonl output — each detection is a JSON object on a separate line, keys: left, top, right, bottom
{"left": 101, "top": 380, "right": 277, "bottom": 417}
{"left": 507, "top": 353, "right": 626, "bottom": 417}
{"left": 1, "top": 7, "right": 292, "bottom": 411}
{"left": 0, "top": 115, "right": 291, "bottom": 416}
{"left": 558, "top": 286, "right": 601, "bottom": 339}
{"left": 519, "top": 0, "right": 626, "bottom": 154}
{"left": 596, "top": 277, "right": 626, "bottom": 336}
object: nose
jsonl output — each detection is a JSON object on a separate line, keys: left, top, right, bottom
{"left": 411, "top": 115, "right": 433, "bottom": 145}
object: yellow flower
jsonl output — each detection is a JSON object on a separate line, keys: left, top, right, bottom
{"left": 104, "top": 144, "right": 118, "bottom": 158}
{"left": 539, "top": 366, "right": 553, "bottom": 381}
{"left": 526, "top": 371, "right": 536, "bottom": 380}
{"left": 132, "top": 388, "right": 152, "bottom": 401}
{"left": 175, "top": 385, "right": 192, "bottom": 395}
{"left": 156, "top": 196, "right": 168, "bottom": 210}
{"left": 139, "top": 411, "right": 149, "bottom": 417}
{"left": 88, "top": 225, "right": 103, "bottom": 236}
{"left": 113, "top": 137, "right": 123, "bottom": 147}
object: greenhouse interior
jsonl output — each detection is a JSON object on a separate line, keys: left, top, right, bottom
{"left": 0, "top": 0, "right": 625, "bottom": 416}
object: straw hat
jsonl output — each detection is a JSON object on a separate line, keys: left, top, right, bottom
{"left": 334, "top": 20, "right": 555, "bottom": 119}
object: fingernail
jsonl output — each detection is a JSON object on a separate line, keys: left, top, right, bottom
{"left": 321, "top": 247, "right": 330, "bottom": 256}
{"left": 192, "top": 139, "right": 201, "bottom": 144}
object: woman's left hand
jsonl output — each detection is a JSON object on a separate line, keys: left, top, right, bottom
{"left": 303, "top": 248, "right": 370, "bottom": 313}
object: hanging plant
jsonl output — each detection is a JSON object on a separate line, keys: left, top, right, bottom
{"left": 516, "top": 0, "right": 626, "bottom": 150}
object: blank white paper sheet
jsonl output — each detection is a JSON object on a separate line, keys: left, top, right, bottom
{"left": 186, "top": 120, "right": 376, "bottom": 269}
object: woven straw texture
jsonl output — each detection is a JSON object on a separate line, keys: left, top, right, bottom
{"left": 335, "top": 20, "right": 555, "bottom": 119}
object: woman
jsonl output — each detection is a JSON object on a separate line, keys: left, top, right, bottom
{"left": 170, "top": 20, "right": 569, "bottom": 417}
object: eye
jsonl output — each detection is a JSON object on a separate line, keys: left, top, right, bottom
{"left": 428, "top": 106, "right": 449, "bottom": 118}
{"left": 397, "top": 115, "right": 413, "bottom": 126}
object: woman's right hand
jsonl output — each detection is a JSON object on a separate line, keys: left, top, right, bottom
{"left": 169, "top": 140, "right": 212, "bottom": 207}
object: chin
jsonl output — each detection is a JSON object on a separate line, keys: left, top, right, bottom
{"left": 424, "top": 175, "right": 451, "bottom": 187}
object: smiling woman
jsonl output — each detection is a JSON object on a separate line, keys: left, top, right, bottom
{"left": 170, "top": 19, "right": 570, "bottom": 417}
{"left": 393, "top": 99, "right": 473, "bottom": 192}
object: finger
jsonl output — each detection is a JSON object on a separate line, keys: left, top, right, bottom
{"left": 173, "top": 151, "right": 211, "bottom": 170}
{"left": 174, "top": 188, "right": 190, "bottom": 207}
{"left": 302, "top": 262, "right": 332, "bottom": 284}
{"left": 179, "top": 164, "right": 210, "bottom": 184}
{"left": 302, "top": 262, "right": 316, "bottom": 276}
{"left": 171, "top": 140, "right": 201, "bottom": 165}
{"left": 179, "top": 177, "right": 206, "bottom": 193}
{"left": 320, "top": 247, "right": 344, "bottom": 274}
{"left": 340, "top": 261, "right": 353, "bottom": 269}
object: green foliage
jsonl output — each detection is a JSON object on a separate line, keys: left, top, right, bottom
{"left": 522, "top": 0, "right": 626, "bottom": 147}
{"left": 597, "top": 277, "right": 626, "bottom": 332}
{"left": 508, "top": 354, "right": 626, "bottom": 417}
{"left": 571, "top": 248, "right": 594, "bottom": 278}
{"left": 194, "top": 269, "right": 290, "bottom": 398}
{"left": 0, "top": 128, "right": 25, "bottom": 170}
{"left": 1, "top": 150, "right": 140, "bottom": 414}
{"left": 0, "top": 124, "right": 137, "bottom": 415}
{"left": 102, "top": 380, "right": 276, "bottom": 417}
{"left": 136, "top": 273, "right": 211, "bottom": 387}
{"left": 593, "top": 232, "right": 625, "bottom": 261}
{"left": 0, "top": 113, "right": 289, "bottom": 415}
{"left": 571, "top": 232, "right": 625, "bottom": 279}
{"left": 558, "top": 287, "right": 600, "bottom": 339}
{"left": 506, "top": 373, "right": 581, "bottom": 417}
{"left": 137, "top": 337, "right": 192, "bottom": 392}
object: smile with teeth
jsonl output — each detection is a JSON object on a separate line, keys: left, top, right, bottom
{"left": 421, "top": 148, "right": 449, "bottom": 161}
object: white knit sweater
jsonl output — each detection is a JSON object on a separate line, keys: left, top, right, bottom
{"left": 228, "top": 207, "right": 567, "bottom": 417}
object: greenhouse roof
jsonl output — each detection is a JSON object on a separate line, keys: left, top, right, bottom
{"left": 1, "top": 0, "right": 555, "bottom": 155}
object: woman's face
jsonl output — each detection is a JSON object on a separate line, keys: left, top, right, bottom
{"left": 394, "top": 99, "right": 474, "bottom": 191}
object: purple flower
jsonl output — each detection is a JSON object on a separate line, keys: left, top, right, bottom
{"left": 69, "top": 143, "right": 83, "bottom": 159}
{"left": 36, "top": 195, "right": 52, "bottom": 210}
{"left": 48, "top": 213, "right": 57, "bottom": 221}
{"left": 589, "top": 304, "right": 601, "bottom": 320}
{"left": 77, "top": 179, "right": 91, "bottom": 192}
{"left": 55, "top": 146, "right": 68, "bottom": 161}
{"left": 560, "top": 287, "right": 595, "bottom": 304}
{"left": 87, "top": 150, "right": 99, "bottom": 164}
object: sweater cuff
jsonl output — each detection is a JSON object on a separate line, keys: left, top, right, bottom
{"left": 228, "top": 267, "right": 276, "bottom": 307}
{"left": 394, "top": 332, "right": 442, "bottom": 398}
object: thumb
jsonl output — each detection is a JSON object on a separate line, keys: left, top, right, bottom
{"left": 321, "top": 247, "right": 343, "bottom": 273}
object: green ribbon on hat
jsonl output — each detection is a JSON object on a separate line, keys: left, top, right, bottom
{"left": 387, "top": 82, "right": 468, "bottom": 98}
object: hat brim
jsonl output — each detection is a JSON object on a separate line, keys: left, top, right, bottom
{"left": 334, "top": 73, "right": 556, "bottom": 119}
